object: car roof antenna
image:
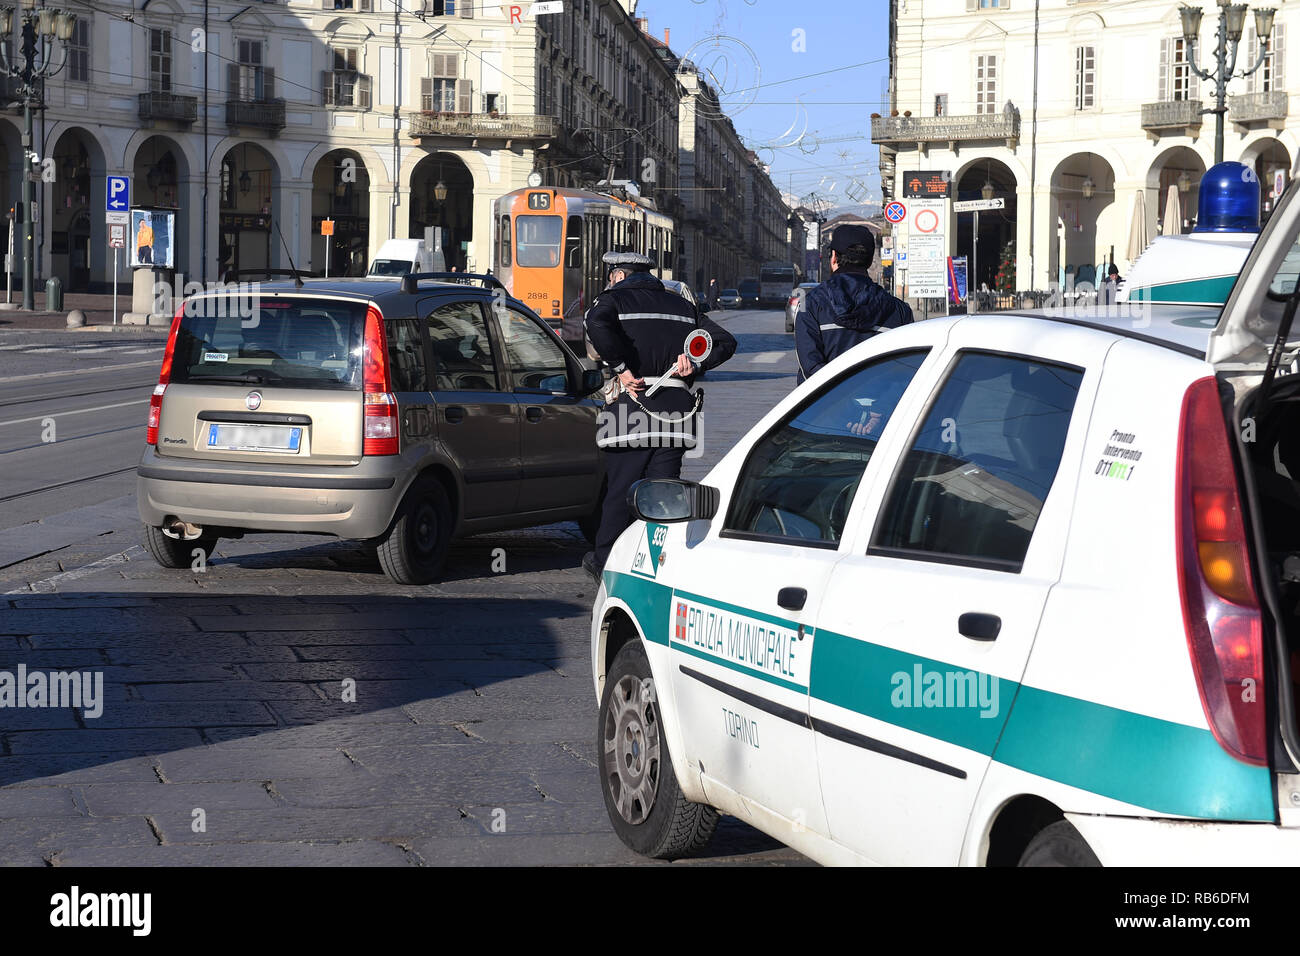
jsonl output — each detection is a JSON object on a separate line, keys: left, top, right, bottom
{"left": 273, "top": 219, "right": 305, "bottom": 289}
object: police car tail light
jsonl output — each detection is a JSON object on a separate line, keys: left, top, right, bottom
{"left": 362, "top": 306, "right": 399, "bottom": 456}
{"left": 1176, "top": 376, "right": 1267, "bottom": 765}
{"left": 146, "top": 304, "right": 185, "bottom": 446}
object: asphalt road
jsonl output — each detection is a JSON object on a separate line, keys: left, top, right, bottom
{"left": 0, "top": 308, "right": 812, "bottom": 866}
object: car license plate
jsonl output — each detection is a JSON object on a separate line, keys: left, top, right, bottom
{"left": 206, "top": 423, "right": 302, "bottom": 453}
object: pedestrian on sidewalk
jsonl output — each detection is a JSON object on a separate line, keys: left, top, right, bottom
{"left": 581, "top": 251, "right": 736, "bottom": 581}
{"left": 795, "top": 225, "right": 913, "bottom": 385}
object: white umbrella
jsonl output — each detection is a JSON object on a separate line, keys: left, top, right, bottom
{"left": 1127, "top": 190, "right": 1149, "bottom": 262}
{"left": 1162, "top": 184, "right": 1182, "bottom": 237}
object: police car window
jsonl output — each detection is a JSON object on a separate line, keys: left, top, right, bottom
{"left": 500, "top": 309, "right": 569, "bottom": 392}
{"left": 424, "top": 300, "right": 500, "bottom": 391}
{"left": 724, "top": 351, "right": 928, "bottom": 546}
{"left": 873, "top": 352, "right": 1082, "bottom": 570}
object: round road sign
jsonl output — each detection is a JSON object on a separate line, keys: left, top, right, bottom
{"left": 885, "top": 201, "right": 906, "bottom": 223}
{"left": 914, "top": 208, "right": 940, "bottom": 233}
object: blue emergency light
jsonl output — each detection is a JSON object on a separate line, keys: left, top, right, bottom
{"left": 1193, "top": 161, "right": 1260, "bottom": 234}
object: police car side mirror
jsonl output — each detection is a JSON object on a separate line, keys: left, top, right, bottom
{"left": 577, "top": 368, "right": 604, "bottom": 394}
{"left": 629, "top": 479, "right": 719, "bottom": 523}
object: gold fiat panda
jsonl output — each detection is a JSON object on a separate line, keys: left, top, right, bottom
{"left": 136, "top": 274, "right": 604, "bottom": 584}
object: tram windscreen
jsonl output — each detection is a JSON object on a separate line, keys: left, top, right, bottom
{"left": 516, "top": 215, "right": 563, "bottom": 268}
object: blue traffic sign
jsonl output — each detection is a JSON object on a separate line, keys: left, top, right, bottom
{"left": 106, "top": 176, "right": 130, "bottom": 212}
{"left": 885, "top": 201, "right": 907, "bottom": 223}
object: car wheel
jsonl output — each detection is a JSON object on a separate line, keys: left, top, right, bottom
{"left": 1018, "top": 820, "right": 1102, "bottom": 867}
{"left": 599, "top": 640, "right": 718, "bottom": 858}
{"left": 143, "top": 524, "right": 217, "bottom": 570}
{"left": 377, "top": 477, "right": 452, "bottom": 585}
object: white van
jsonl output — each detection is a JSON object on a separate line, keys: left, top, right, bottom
{"left": 366, "top": 239, "right": 434, "bottom": 277}
{"left": 588, "top": 173, "right": 1300, "bottom": 866}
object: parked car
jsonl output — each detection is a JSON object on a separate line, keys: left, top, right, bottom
{"left": 717, "top": 289, "right": 742, "bottom": 310}
{"left": 785, "top": 281, "right": 820, "bottom": 332}
{"left": 587, "top": 176, "right": 1300, "bottom": 863}
{"left": 137, "top": 274, "right": 605, "bottom": 585}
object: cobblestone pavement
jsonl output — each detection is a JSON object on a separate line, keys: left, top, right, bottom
{"left": 0, "top": 308, "right": 815, "bottom": 866}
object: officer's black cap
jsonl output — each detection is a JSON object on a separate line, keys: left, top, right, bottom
{"left": 829, "top": 224, "right": 875, "bottom": 258}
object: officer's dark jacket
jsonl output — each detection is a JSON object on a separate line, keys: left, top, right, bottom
{"left": 583, "top": 271, "right": 736, "bottom": 448}
{"left": 795, "top": 270, "right": 914, "bottom": 384}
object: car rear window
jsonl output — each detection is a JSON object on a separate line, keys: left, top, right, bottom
{"left": 170, "top": 297, "right": 367, "bottom": 390}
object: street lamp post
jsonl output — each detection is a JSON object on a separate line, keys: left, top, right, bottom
{"left": 1180, "top": 1, "right": 1276, "bottom": 165}
{"left": 0, "top": 4, "right": 75, "bottom": 311}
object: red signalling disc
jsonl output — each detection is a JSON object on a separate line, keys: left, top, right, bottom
{"left": 685, "top": 329, "right": 713, "bottom": 361}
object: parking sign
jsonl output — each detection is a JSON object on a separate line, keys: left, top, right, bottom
{"left": 106, "top": 176, "right": 130, "bottom": 213}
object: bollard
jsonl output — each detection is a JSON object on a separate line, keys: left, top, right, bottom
{"left": 44, "top": 276, "right": 63, "bottom": 313}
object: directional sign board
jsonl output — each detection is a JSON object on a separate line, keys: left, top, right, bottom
{"left": 106, "top": 176, "right": 130, "bottom": 213}
{"left": 907, "top": 198, "right": 948, "bottom": 297}
{"left": 952, "top": 197, "right": 1006, "bottom": 212}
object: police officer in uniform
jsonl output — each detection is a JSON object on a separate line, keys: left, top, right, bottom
{"left": 582, "top": 251, "right": 736, "bottom": 580}
{"left": 795, "top": 224, "right": 913, "bottom": 385}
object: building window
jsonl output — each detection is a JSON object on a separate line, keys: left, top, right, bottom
{"left": 1160, "top": 37, "right": 1192, "bottom": 101}
{"left": 429, "top": 0, "right": 473, "bottom": 16}
{"left": 68, "top": 18, "right": 89, "bottom": 83}
{"left": 1250, "top": 23, "right": 1286, "bottom": 92}
{"left": 149, "top": 29, "right": 172, "bottom": 93}
{"left": 324, "top": 47, "right": 371, "bottom": 108}
{"left": 422, "top": 54, "right": 469, "bottom": 112}
{"left": 233, "top": 39, "right": 274, "bottom": 101}
{"left": 934, "top": 93, "right": 948, "bottom": 116}
{"left": 965, "top": 0, "right": 1007, "bottom": 8}
{"left": 975, "top": 54, "right": 997, "bottom": 113}
{"left": 331, "top": 0, "right": 373, "bottom": 9}
{"left": 1074, "top": 46, "right": 1095, "bottom": 109}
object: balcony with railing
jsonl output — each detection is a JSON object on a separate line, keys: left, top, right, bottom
{"left": 408, "top": 112, "right": 558, "bottom": 141}
{"left": 871, "top": 113, "right": 1020, "bottom": 149}
{"left": 1229, "top": 90, "right": 1288, "bottom": 128}
{"left": 226, "top": 98, "right": 287, "bottom": 132}
{"left": 1141, "top": 99, "right": 1202, "bottom": 136}
{"left": 139, "top": 91, "right": 198, "bottom": 125}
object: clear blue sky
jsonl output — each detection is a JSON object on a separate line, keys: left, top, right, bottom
{"left": 636, "top": 0, "right": 891, "bottom": 211}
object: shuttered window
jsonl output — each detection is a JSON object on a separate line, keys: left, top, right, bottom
{"left": 422, "top": 54, "right": 467, "bottom": 112}
{"left": 323, "top": 48, "right": 371, "bottom": 108}
{"left": 1075, "top": 46, "right": 1095, "bottom": 110}
{"left": 975, "top": 54, "right": 997, "bottom": 114}
{"left": 149, "top": 28, "right": 172, "bottom": 94}
{"left": 1159, "top": 37, "right": 1195, "bottom": 101}
{"left": 1248, "top": 23, "right": 1286, "bottom": 92}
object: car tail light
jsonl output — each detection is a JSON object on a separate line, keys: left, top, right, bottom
{"left": 146, "top": 304, "right": 185, "bottom": 446}
{"left": 1176, "top": 376, "right": 1266, "bottom": 765}
{"left": 362, "top": 305, "right": 399, "bottom": 456}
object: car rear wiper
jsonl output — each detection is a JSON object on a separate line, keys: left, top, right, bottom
{"left": 184, "top": 372, "right": 269, "bottom": 385}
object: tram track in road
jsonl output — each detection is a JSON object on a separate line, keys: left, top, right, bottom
{"left": 0, "top": 377, "right": 158, "bottom": 411}
{"left": 0, "top": 466, "right": 138, "bottom": 506}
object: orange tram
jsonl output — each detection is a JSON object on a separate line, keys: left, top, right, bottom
{"left": 493, "top": 186, "right": 675, "bottom": 344}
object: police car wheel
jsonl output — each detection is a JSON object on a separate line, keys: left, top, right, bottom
{"left": 143, "top": 524, "right": 217, "bottom": 570}
{"left": 1017, "top": 821, "right": 1101, "bottom": 867}
{"left": 599, "top": 640, "right": 719, "bottom": 858}
{"left": 377, "top": 477, "right": 452, "bottom": 585}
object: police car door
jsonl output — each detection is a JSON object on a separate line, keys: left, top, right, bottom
{"left": 809, "top": 321, "right": 1106, "bottom": 864}
{"left": 665, "top": 349, "right": 936, "bottom": 839}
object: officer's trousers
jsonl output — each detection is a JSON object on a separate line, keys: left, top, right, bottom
{"left": 593, "top": 444, "right": 686, "bottom": 566}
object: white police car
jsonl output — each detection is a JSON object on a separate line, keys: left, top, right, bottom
{"left": 589, "top": 170, "right": 1300, "bottom": 865}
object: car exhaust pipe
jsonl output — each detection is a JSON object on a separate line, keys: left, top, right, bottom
{"left": 162, "top": 518, "right": 204, "bottom": 541}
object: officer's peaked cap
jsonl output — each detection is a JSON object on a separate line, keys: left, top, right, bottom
{"left": 603, "top": 251, "right": 654, "bottom": 269}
